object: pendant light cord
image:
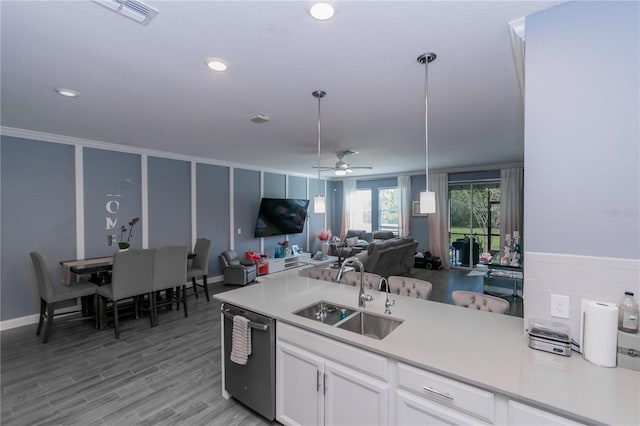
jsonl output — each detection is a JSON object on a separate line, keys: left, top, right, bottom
{"left": 313, "top": 90, "right": 326, "bottom": 196}
{"left": 424, "top": 57, "right": 430, "bottom": 191}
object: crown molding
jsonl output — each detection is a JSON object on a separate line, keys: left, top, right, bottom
{"left": 0, "top": 126, "right": 317, "bottom": 179}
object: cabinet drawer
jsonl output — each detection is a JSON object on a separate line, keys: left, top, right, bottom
{"left": 397, "top": 362, "right": 494, "bottom": 423}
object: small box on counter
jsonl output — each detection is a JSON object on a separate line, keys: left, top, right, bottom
{"left": 527, "top": 318, "right": 572, "bottom": 357}
{"left": 617, "top": 331, "right": 640, "bottom": 371}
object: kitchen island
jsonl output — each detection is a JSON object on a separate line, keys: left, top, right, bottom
{"left": 214, "top": 274, "right": 639, "bottom": 425}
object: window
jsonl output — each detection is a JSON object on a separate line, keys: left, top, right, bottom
{"left": 349, "top": 189, "right": 372, "bottom": 232}
{"left": 449, "top": 181, "right": 501, "bottom": 267}
{"left": 378, "top": 187, "right": 398, "bottom": 232}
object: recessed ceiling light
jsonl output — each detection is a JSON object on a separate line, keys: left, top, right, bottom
{"left": 205, "top": 58, "right": 228, "bottom": 72}
{"left": 310, "top": 3, "right": 335, "bottom": 21}
{"left": 55, "top": 88, "right": 80, "bottom": 98}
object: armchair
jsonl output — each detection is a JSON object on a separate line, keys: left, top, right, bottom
{"left": 218, "top": 250, "right": 257, "bottom": 285}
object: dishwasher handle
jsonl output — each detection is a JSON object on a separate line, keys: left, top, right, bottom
{"left": 222, "top": 308, "right": 269, "bottom": 332}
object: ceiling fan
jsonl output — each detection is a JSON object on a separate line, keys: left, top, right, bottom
{"left": 313, "top": 150, "right": 373, "bottom": 176}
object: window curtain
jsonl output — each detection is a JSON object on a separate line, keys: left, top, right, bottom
{"left": 341, "top": 179, "right": 356, "bottom": 238}
{"left": 398, "top": 175, "right": 411, "bottom": 237}
{"left": 500, "top": 167, "right": 524, "bottom": 250}
{"left": 427, "top": 172, "right": 450, "bottom": 269}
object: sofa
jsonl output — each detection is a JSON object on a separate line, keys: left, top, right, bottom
{"left": 354, "top": 236, "right": 418, "bottom": 277}
{"left": 330, "top": 229, "right": 397, "bottom": 259}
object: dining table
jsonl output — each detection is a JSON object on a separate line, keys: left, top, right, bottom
{"left": 59, "top": 251, "right": 196, "bottom": 329}
{"left": 60, "top": 252, "right": 196, "bottom": 285}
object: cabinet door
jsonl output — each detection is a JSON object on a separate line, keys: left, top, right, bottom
{"left": 324, "top": 360, "right": 388, "bottom": 426}
{"left": 508, "top": 401, "right": 585, "bottom": 425}
{"left": 276, "top": 340, "right": 324, "bottom": 426}
{"left": 396, "top": 389, "right": 490, "bottom": 425}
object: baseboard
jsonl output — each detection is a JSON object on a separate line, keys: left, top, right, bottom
{"left": 0, "top": 313, "right": 40, "bottom": 331}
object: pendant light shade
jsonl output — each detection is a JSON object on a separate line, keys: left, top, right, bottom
{"left": 418, "top": 52, "right": 437, "bottom": 214}
{"left": 313, "top": 90, "right": 326, "bottom": 214}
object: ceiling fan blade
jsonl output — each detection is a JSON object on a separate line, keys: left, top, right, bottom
{"left": 347, "top": 166, "right": 373, "bottom": 169}
{"left": 311, "top": 166, "right": 335, "bottom": 170}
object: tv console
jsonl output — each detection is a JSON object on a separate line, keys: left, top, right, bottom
{"left": 264, "top": 253, "right": 312, "bottom": 274}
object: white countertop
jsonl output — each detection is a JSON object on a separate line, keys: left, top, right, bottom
{"left": 214, "top": 275, "right": 640, "bottom": 425}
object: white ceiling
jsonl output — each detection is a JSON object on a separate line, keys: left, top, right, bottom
{"left": 0, "top": 0, "right": 561, "bottom": 178}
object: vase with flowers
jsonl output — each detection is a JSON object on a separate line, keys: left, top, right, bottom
{"left": 318, "top": 229, "right": 332, "bottom": 259}
{"left": 118, "top": 217, "right": 140, "bottom": 251}
{"left": 277, "top": 240, "right": 290, "bottom": 258}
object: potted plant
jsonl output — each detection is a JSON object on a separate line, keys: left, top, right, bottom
{"left": 118, "top": 217, "right": 140, "bottom": 251}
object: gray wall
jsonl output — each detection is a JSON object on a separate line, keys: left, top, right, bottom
{"left": 0, "top": 135, "right": 323, "bottom": 323}
{"left": 196, "top": 163, "right": 230, "bottom": 276}
{"left": 525, "top": 0, "right": 639, "bottom": 259}
{"left": 287, "top": 175, "right": 309, "bottom": 252}
{"left": 233, "top": 168, "right": 261, "bottom": 257}
{"left": 262, "top": 172, "right": 287, "bottom": 256}
{"left": 1, "top": 137, "right": 76, "bottom": 321}
{"left": 148, "top": 156, "right": 191, "bottom": 248}
{"left": 84, "top": 148, "right": 142, "bottom": 256}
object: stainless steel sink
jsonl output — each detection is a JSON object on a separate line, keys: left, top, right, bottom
{"left": 336, "top": 311, "right": 403, "bottom": 340}
{"left": 293, "top": 301, "right": 356, "bottom": 326}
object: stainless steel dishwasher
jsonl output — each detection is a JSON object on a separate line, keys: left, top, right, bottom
{"left": 222, "top": 303, "right": 276, "bottom": 420}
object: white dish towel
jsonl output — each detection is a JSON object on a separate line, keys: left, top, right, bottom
{"left": 230, "top": 315, "right": 252, "bottom": 365}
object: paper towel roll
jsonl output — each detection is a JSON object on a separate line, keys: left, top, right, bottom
{"left": 583, "top": 301, "right": 618, "bottom": 367}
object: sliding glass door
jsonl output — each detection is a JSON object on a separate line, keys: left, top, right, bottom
{"left": 449, "top": 181, "right": 500, "bottom": 267}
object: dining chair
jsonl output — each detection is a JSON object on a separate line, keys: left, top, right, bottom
{"left": 306, "top": 267, "right": 340, "bottom": 282}
{"left": 29, "top": 251, "right": 99, "bottom": 343}
{"left": 151, "top": 245, "right": 188, "bottom": 326}
{"left": 97, "top": 249, "right": 154, "bottom": 339}
{"left": 188, "top": 238, "right": 211, "bottom": 301}
{"left": 387, "top": 276, "right": 433, "bottom": 300}
{"left": 340, "top": 271, "right": 382, "bottom": 290}
{"left": 452, "top": 290, "right": 510, "bottom": 314}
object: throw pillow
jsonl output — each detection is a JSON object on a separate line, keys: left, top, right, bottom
{"left": 346, "top": 236, "right": 359, "bottom": 247}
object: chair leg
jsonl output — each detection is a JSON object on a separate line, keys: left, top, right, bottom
{"left": 42, "top": 304, "right": 55, "bottom": 343}
{"left": 93, "top": 295, "right": 99, "bottom": 329}
{"left": 192, "top": 277, "right": 198, "bottom": 297}
{"left": 202, "top": 275, "right": 210, "bottom": 302}
{"left": 150, "top": 292, "right": 156, "bottom": 327}
{"left": 113, "top": 300, "right": 120, "bottom": 339}
{"left": 175, "top": 286, "right": 181, "bottom": 310}
{"left": 181, "top": 285, "right": 189, "bottom": 318}
{"left": 36, "top": 298, "right": 46, "bottom": 336}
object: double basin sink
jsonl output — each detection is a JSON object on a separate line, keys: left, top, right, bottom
{"left": 293, "top": 300, "right": 403, "bottom": 340}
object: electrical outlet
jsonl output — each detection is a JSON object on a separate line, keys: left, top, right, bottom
{"left": 550, "top": 294, "right": 570, "bottom": 319}
{"left": 237, "top": 228, "right": 242, "bottom": 235}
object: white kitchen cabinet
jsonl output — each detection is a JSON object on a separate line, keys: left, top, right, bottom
{"left": 508, "top": 400, "right": 585, "bottom": 425}
{"left": 276, "top": 323, "right": 389, "bottom": 426}
{"left": 276, "top": 340, "right": 324, "bottom": 426}
{"left": 396, "top": 388, "right": 491, "bottom": 425}
{"left": 324, "top": 360, "right": 388, "bottom": 425}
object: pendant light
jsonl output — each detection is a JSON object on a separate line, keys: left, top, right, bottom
{"left": 418, "top": 52, "right": 437, "bottom": 214}
{"left": 313, "top": 90, "right": 327, "bottom": 214}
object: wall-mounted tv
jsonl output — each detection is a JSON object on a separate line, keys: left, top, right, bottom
{"left": 254, "top": 198, "right": 309, "bottom": 238}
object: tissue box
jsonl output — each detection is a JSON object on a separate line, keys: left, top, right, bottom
{"left": 618, "top": 331, "right": 640, "bottom": 371}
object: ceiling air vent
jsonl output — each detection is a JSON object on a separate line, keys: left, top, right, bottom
{"left": 249, "top": 113, "right": 270, "bottom": 124}
{"left": 94, "top": 0, "right": 159, "bottom": 26}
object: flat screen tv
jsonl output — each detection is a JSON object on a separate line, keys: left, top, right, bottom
{"left": 254, "top": 198, "right": 309, "bottom": 238}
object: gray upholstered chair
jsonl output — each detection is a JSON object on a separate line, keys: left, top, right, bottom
{"left": 188, "top": 238, "right": 211, "bottom": 301}
{"left": 306, "top": 267, "right": 340, "bottom": 282}
{"left": 452, "top": 290, "right": 510, "bottom": 314}
{"left": 151, "top": 245, "right": 188, "bottom": 326}
{"left": 218, "top": 250, "right": 256, "bottom": 286}
{"left": 387, "top": 276, "right": 433, "bottom": 300}
{"left": 97, "top": 249, "right": 154, "bottom": 339}
{"left": 30, "top": 251, "right": 99, "bottom": 343}
{"left": 341, "top": 271, "right": 382, "bottom": 290}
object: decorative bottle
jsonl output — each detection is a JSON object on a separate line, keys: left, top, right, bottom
{"left": 618, "top": 291, "right": 639, "bottom": 333}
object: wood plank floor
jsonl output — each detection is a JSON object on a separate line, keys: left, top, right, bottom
{"left": 1, "top": 267, "right": 521, "bottom": 425}
{"left": 1, "top": 285, "right": 276, "bottom": 426}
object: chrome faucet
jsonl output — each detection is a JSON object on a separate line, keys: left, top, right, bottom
{"left": 337, "top": 256, "right": 373, "bottom": 308}
{"left": 380, "top": 277, "right": 395, "bottom": 315}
